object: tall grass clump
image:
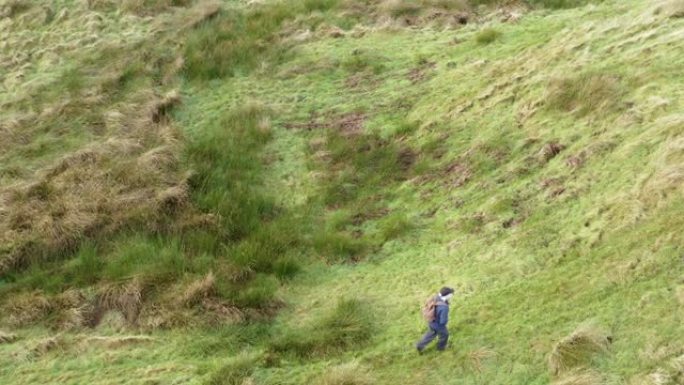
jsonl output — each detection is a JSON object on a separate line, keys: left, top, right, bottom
{"left": 548, "top": 325, "right": 611, "bottom": 375}
{"left": 103, "top": 235, "right": 187, "bottom": 284}
{"left": 183, "top": 103, "right": 310, "bottom": 307}
{"left": 313, "top": 227, "right": 370, "bottom": 262}
{"left": 320, "top": 298, "right": 373, "bottom": 349}
{"left": 228, "top": 274, "right": 280, "bottom": 309}
{"left": 270, "top": 298, "right": 373, "bottom": 357}
{"left": 185, "top": 0, "right": 332, "bottom": 79}
{"left": 186, "top": 103, "right": 274, "bottom": 241}
{"left": 475, "top": 28, "right": 502, "bottom": 44}
{"left": 69, "top": 243, "right": 103, "bottom": 286}
{"left": 376, "top": 213, "right": 413, "bottom": 242}
{"left": 206, "top": 354, "right": 257, "bottom": 385}
{"left": 324, "top": 132, "right": 410, "bottom": 190}
{"left": 317, "top": 362, "right": 375, "bottom": 385}
{"left": 341, "top": 50, "right": 387, "bottom": 74}
{"left": 546, "top": 72, "right": 625, "bottom": 116}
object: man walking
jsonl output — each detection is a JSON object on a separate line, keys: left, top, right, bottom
{"left": 416, "top": 286, "right": 454, "bottom": 353}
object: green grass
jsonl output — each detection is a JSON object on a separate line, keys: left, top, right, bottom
{"left": 475, "top": 27, "right": 502, "bottom": 44}
{"left": 1, "top": 0, "right": 684, "bottom": 384}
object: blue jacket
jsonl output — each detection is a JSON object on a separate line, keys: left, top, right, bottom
{"left": 431, "top": 297, "right": 449, "bottom": 328}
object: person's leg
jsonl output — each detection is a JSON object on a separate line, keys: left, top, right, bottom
{"left": 436, "top": 326, "right": 449, "bottom": 351}
{"left": 416, "top": 327, "right": 437, "bottom": 351}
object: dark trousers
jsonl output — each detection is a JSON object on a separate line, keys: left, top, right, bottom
{"left": 416, "top": 324, "right": 448, "bottom": 351}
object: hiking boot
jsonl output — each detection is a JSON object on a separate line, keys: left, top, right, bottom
{"left": 416, "top": 346, "right": 424, "bottom": 355}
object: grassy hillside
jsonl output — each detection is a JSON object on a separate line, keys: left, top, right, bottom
{"left": 1, "top": 0, "right": 683, "bottom": 384}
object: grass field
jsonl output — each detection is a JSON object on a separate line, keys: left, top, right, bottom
{"left": 1, "top": 0, "right": 683, "bottom": 384}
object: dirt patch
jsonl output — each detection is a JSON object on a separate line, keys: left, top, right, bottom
{"left": 540, "top": 177, "right": 566, "bottom": 198}
{"left": 351, "top": 207, "right": 390, "bottom": 226}
{"left": 398, "top": 147, "right": 417, "bottom": 171}
{"left": 539, "top": 142, "right": 566, "bottom": 162}
{"left": 335, "top": 113, "right": 366, "bottom": 136}
{"left": 407, "top": 61, "right": 436, "bottom": 84}
{"left": 502, "top": 217, "right": 523, "bottom": 229}
{"left": 443, "top": 162, "right": 473, "bottom": 188}
{"left": 285, "top": 112, "right": 366, "bottom": 136}
{"left": 345, "top": 72, "right": 382, "bottom": 90}
{"left": 565, "top": 152, "right": 586, "bottom": 169}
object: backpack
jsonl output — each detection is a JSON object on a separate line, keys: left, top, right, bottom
{"left": 421, "top": 297, "right": 439, "bottom": 322}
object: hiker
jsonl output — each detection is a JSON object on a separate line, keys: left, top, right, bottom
{"left": 416, "top": 286, "right": 455, "bottom": 353}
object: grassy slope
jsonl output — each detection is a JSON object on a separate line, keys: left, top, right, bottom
{"left": 2, "top": 0, "right": 684, "bottom": 384}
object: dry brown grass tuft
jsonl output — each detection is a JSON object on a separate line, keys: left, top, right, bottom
{"left": 316, "top": 362, "right": 375, "bottom": 385}
{"left": 343, "top": 0, "right": 471, "bottom": 27}
{"left": 200, "top": 298, "right": 245, "bottom": 325}
{"left": 120, "top": 0, "right": 192, "bottom": 15}
{"left": 178, "top": 272, "right": 216, "bottom": 307}
{"left": 552, "top": 369, "right": 604, "bottom": 385}
{"left": 540, "top": 141, "right": 566, "bottom": 162}
{"left": 661, "top": 0, "right": 684, "bottom": 18}
{"left": 468, "top": 347, "right": 497, "bottom": 373}
{"left": 3, "top": 291, "right": 53, "bottom": 327}
{"left": 31, "top": 336, "right": 65, "bottom": 357}
{"left": 546, "top": 73, "right": 624, "bottom": 116}
{"left": 52, "top": 289, "right": 95, "bottom": 330}
{"left": 0, "top": 330, "right": 18, "bottom": 344}
{"left": 181, "top": 1, "right": 221, "bottom": 29}
{"left": 640, "top": 136, "right": 684, "bottom": 205}
{"left": 0, "top": 91, "right": 188, "bottom": 276}
{"left": 96, "top": 280, "right": 144, "bottom": 326}
{"left": 549, "top": 324, "right": 611, "bottom": 375}
{"left": 137, "top": 304, "right": 195, "bottom": 330}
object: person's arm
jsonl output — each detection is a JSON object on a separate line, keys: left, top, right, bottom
{"left": 437, "top": 305, "right": 449, "bottom": 326}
